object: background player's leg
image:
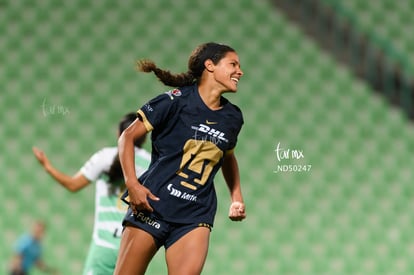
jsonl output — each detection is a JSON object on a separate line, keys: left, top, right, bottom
{"left": 165, "top": 227, "right": 210, "bottom": 275}
{"left": 114, "top": 226, "right": 158, "bottom": 275}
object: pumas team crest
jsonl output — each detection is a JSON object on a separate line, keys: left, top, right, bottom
{"left": 165, "top": 88, "right": 182, "bottom": 99}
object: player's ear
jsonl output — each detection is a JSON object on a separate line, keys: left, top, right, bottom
{"left": 204, "top": 59, "right": 214, "bottom": 72}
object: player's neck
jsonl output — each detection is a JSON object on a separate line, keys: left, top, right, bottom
{"left": 198, "top": 85, "right": 222, "bottom": 111}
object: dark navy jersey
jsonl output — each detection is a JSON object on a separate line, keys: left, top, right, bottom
{"left": 122, "top": 85, "right": 243, "bottom": 225}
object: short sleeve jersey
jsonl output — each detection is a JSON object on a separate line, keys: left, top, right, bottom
{"left": 80, "top": 147, "right": 151, "bottom": 249}
{"left": 125, "top": 84, "right": 243, "bottom": 225}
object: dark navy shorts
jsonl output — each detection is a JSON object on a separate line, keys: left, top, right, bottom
{"left": 122, "top": 207, "right": 212, "bottom": 249}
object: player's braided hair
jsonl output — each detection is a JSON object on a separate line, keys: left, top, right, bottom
{"left": 106, "top": 112, "right": 146, "bottom": 195}
{"left": 137, "top": 42, "right": 236, "bottom": 87}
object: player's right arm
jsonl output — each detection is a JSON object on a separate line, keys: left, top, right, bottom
{"left": 32, "top": 147, "right": 89, "bottom": 192}
{"left": 118, "top": 118, "right": 159, "bottom": 213}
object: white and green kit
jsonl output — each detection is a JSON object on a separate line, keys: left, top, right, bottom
{"left": 80, "top": 146, "right": 150, "bottom": 275}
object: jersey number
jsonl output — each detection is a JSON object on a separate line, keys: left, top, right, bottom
{"left": 177, "top": 140, "right": 223, "bottom": 190}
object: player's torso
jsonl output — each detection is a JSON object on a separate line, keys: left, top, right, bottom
{"left": 141, "top": 86, "right": 243, "bottom": 223}
{"left": 93, "top": 149, "right": 150, "bottom": 245}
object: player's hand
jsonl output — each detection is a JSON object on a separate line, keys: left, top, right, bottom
{"left": 228, "top": 201, "right": 246, "bottom": 221}
{"left": 46, "top": 267, "right": 60, "bottom": 275}
{"left": 32, "top": 146, "right": 51, "bottom": 168}
{"left": 127, "top": 181, "right": 159, "bottom": 213}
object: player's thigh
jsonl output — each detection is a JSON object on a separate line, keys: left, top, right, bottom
{"left": 165, "top": 227, "right": 211, "bottom": 275}
{"left": 114, "top": 225, "right": 158, "bottom": 275}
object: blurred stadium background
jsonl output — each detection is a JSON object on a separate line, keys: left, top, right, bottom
{"left": 1, "top": 0, "right": 414, "bottom": 274}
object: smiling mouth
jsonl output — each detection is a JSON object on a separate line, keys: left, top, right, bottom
{"left": 231, "top": 77, "right": 239, "bottom": 85}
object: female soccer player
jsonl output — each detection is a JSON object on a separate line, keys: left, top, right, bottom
{"left": 32, "top": 113, "right": 151, "bottom": 275}
{"left": 114, "top": 42, "right": 246, "bottom": 275}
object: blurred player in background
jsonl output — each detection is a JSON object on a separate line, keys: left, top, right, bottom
{"left": 114, "top": 42, "right": 246, "bottom": 275}
{"left": 32, "top": 112, "right": 151, "bottom": 275}
{"left": 9, "top": 220, "right": 58, "bottom": 275}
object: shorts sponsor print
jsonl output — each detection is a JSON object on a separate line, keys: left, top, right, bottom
{"left": 123, "top": 208, "right": 211, "bottom": 249}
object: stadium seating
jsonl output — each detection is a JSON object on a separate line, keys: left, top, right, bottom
{"left": 1, "top": 0, "right": 414, "bottom": 274}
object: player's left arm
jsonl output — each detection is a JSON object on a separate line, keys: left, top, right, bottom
{"left": 221, "top": 150, "right": 246, "bottom": 221}
{"left": 9, "top": 254, "right": 23, "bottom": 273}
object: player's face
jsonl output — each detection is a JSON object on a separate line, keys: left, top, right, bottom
{"left": 33, "top": 223, "right": 46, "bottom": 240}
{"left": 213, "top": 52, "right": 243, "bottom": 93}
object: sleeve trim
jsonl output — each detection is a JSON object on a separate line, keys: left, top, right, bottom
{"left": 137, "top": 109, "right": 154, "bottom": 131}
